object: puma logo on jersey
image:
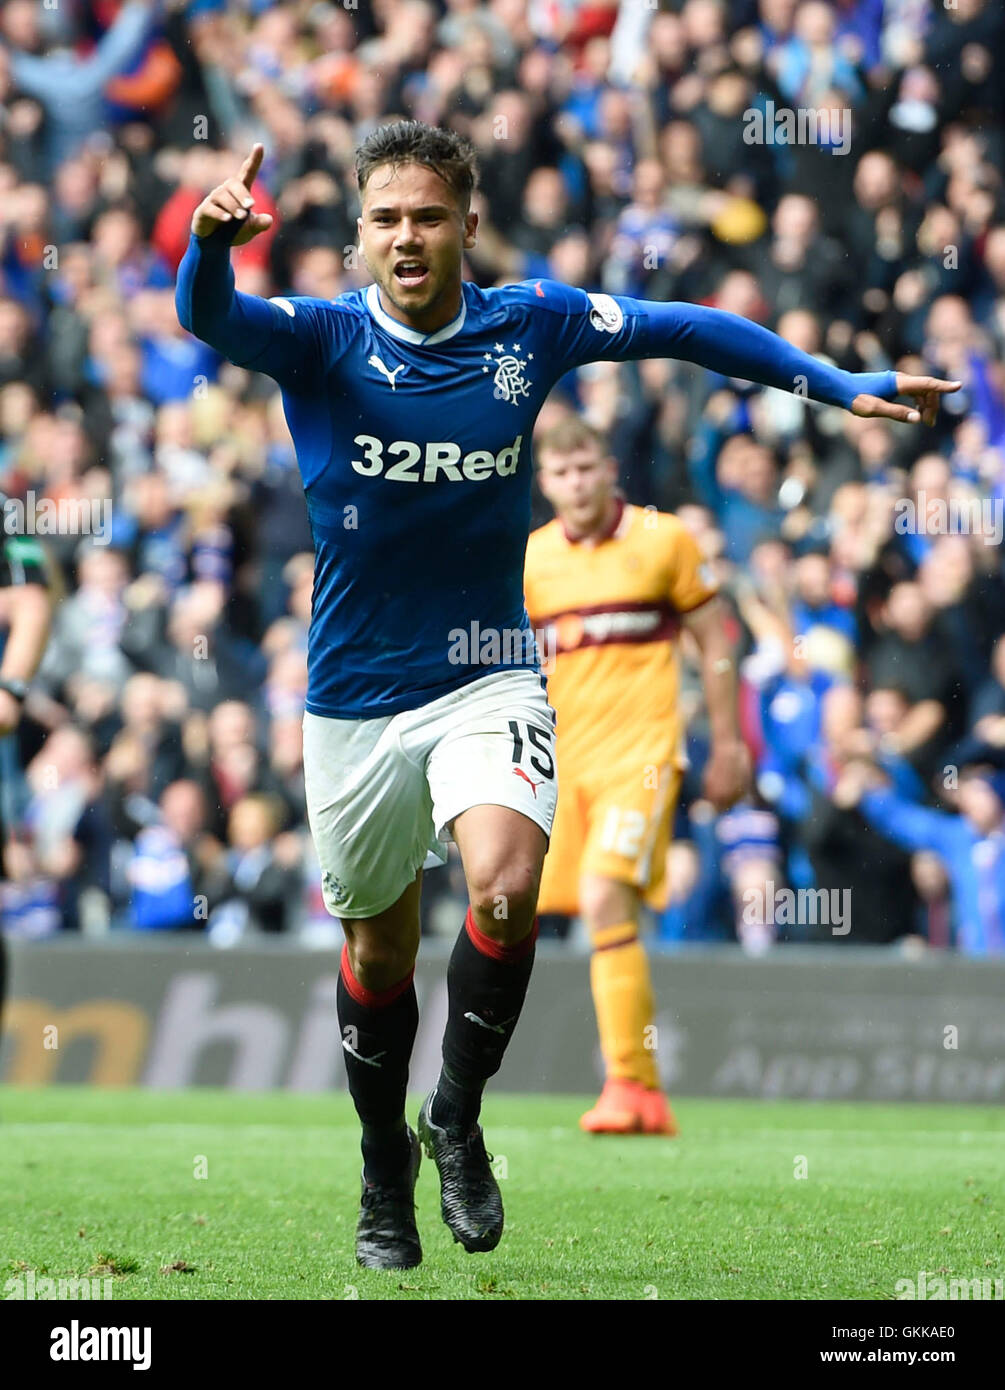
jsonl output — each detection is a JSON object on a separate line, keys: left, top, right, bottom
{"left": 512, "top": 767, "right": 543, "bottom": 797}
{"left": 368, "top": 354, "right": 406, "bottom": 389}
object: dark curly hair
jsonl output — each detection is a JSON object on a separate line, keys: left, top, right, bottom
{"left": 355, "top": 121, "right": 479, "bottom": 215}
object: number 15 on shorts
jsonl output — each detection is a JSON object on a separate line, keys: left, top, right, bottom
{"left": 508, "top": 719, "right": 555, "bottom": 801}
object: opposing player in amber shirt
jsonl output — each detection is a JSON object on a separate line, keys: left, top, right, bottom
{"left": 525, "top": 418, "right": 751, "bottom": 1134}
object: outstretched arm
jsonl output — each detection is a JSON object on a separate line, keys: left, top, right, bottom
{"left": 83, "top": 0, "right": 160, "bottom": 88}
{"left": 11, "top": 0, "right": 156, "bottom": 98}
{"left": 176, "top": 144, "right": 322, "bottom": 386}
{"left": 858, "top": 787, "right": 956, "bottom": 853}
{"left": 532, "top": 282, "right": 961, "bottom": 425}
{"left": 833, "top": 763, "right": 955, "bottom": 853}
{"left": 640, "top": 300, "right": 960, "bottom": 423}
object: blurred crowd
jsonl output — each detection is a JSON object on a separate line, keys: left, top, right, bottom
{"left": 0, "top": 0, "right": 1002, "bottom": 951}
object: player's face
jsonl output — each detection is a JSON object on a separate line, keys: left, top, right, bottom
{"left": 358, "top": 162, "right": 477, "bottom": 334}
{"left": 537, "top": 448, "right": 618, "bottom": 535}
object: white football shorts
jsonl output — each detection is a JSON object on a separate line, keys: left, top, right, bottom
{"left": 302, "top": 669, "right": 558, "bottom": 920}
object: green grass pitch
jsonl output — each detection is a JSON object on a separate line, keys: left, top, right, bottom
{"left": 1, "top": 1087, "right": 1002, "bottom": 1300}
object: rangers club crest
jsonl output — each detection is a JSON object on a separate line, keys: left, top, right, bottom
{"left": 322, "top": 870, "right": 348, "bottom": 906}
{"left": 482, "top": 341, "right": 533, "bottom": 405}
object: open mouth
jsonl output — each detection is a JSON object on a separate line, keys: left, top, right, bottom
{"left": 394, "top": 261, "right": 429, "bottom": 288}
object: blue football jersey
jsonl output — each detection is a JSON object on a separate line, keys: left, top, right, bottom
{"left": 177, "top": 235, "right": 895, "bottom": 718}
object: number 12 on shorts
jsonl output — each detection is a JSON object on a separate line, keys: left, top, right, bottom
{"left": 599, "top": 806, "right": 648, "bottom": 858}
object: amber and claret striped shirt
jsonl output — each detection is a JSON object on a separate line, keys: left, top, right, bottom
{"left": 523, "top": 501, "right": 718, "bottom": 769}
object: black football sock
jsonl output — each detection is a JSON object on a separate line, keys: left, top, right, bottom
{"left": 431, "top": 908, "right": 537, "bottom": 1133}
{"left": 337, "top": 945, "right": 418, "bottom": 1185}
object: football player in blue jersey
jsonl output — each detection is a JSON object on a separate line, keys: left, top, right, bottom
{"left": 176, "top": 122, "right": 960, "bottom": 1271}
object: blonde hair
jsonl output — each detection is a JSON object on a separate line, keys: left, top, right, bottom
{"left": 534, "top": 416, "right": 607, "bottom": 467}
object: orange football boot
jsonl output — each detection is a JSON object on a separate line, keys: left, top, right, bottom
{"left": 638, "top": 1086, "right": 679, "bottom": 1136}
{"left": 580, "top": 1079, "right": 680, "bottom": 1135}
